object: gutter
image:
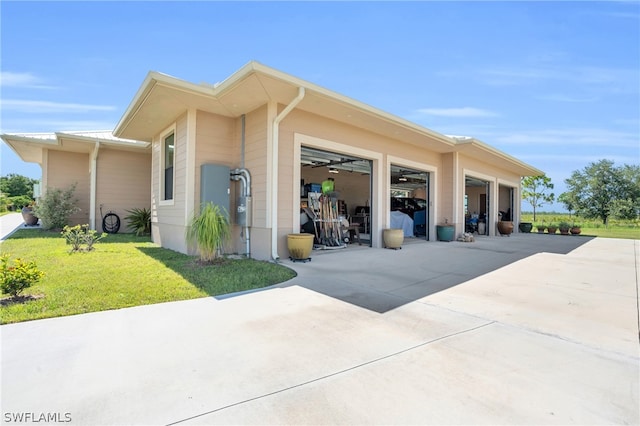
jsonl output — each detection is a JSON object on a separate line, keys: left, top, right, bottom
{"left": 271, "top": 87, "right": 305, "bottom": 261}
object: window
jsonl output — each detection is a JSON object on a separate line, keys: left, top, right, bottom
{"left": 163, "top": 132, "right": 175, "bottom": 200}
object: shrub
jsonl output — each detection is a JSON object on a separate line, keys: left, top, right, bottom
{"left": 33, "top": 184, "right": 80, "bottom": 230}
{"left": 186, "top": 203, "right": 230, "bottom": 262}
{"left": 61, "top": 224, "right": 107, "bottom": 252}
{"left": 124, "top": 207, "right": 151, "bottom": 236}
{"left": 0, "top": 254, "right": 45, "bottom": 297}
{"left": 9, "top": 195, "right": 33, "bottom": 209}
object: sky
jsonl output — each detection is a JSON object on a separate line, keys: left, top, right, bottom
{"left": 1, "top": 1, "right": 639, "bottom": 211}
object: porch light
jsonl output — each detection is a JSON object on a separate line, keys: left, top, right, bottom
{"left": 328, "top": 168, "right": 339, "bottom": 174}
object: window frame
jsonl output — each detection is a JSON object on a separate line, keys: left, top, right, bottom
{"left": 160, "top": 126, "right": 176, "bottom": 205}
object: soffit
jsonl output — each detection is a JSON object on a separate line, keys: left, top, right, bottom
{"left": 456, "top": 140, "right": 544, "bottom": 177}
{"left": 116, "top": 64, "right": 457, "bottom": 153}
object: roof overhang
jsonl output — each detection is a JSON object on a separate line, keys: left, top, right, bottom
{"left": 114, "top": 61, "right": 457, "bottom": 153}
{"left": 114, "top": 61, "right": 544, "bottom": 177}
{"left": 1, "top": 131, "right": 150, "bottom": 165}
{"left": 453, "top": 137, "right": 544, "bottom": 177}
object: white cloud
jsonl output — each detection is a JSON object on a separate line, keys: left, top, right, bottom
{"left": 416, "top": 107, "right": 500, "bottom": 118}
{"left": 2, "top": 99, "right": 116, "bottom": 113}
{"left": 0, "top": 72, "right": 56, "bottom": 89}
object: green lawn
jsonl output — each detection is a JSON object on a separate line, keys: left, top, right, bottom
{"left": 0, "top": 229, "right": 296, "bottom": 324}
{"left": 520, "top": 212, "right": 640, "bottom": 240}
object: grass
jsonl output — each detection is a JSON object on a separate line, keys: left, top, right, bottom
{"left": 520, "top": 212, "right": 640, "bottom": 240}
{"left": 0, "top": 229, "right": 296, "bottom": 324}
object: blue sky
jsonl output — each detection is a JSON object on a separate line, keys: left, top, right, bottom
{"left": 1, "top": 1, "right": 639, "bottom": 211}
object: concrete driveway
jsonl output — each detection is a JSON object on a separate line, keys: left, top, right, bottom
{"left": 1, "top": 234, "right": 639, "bottom": 425}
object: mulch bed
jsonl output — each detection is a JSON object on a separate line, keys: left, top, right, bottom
{"left": 0, "top": 294, "right": 45, "bottom": 307}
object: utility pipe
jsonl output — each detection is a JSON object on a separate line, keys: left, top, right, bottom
{"left": 270, "top": 87, "right": 305, "bottom": 261}
{"left": 89, "top": 141, "right": 100, "bottom": 230}
{"left": 231, "top": 168, "right": 252, "bottom": 257}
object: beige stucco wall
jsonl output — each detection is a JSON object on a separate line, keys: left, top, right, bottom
{"left": 44, "top": 150, "right": 90, "bottom": 226}
{"left": 278, "top": 108, "right": 443, "bottom": 257}
{"left": 458, "top": 153, "right": 521, "bottom": 235}
{"left": 95, "top": 148, "right": 151, "bottom": 233}
{"left": 147, "top": 102, "right": 527, "bottom": 260}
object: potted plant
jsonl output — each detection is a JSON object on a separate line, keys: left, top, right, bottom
{"left": 546, "top": 223, "right": 558, "bottom": 234}
{"left": 518, "top": 222, "right": 533, "bottom": 233}
{"left": 21, "top": 204, "right": 39, "bottom": 226}
{"left": 535, "top": 223, "right": 546, "bottom": 234}
{"left": 436, "top": 219, "right": 455, "bottom": 242}
{"left": 558, "top": 221, "right": 571, "bottom": 235}
{"left": 570, "top": 223, "right": 582, "bottom": 235}
{"left": 185, "top": 202, "right": 231, "bottom": 263}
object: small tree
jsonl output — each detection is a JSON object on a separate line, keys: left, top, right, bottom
{"left": 1, "top": 254, "right": 45, "bottom": 297}
{"left": 521, "top": 176, "right": 555, "bottom": 222}
{"left": 33, "top": 184, "right": 80, "bottom": 230}
{"left": 185, "top": 203, "right": 230, "bottom": 263}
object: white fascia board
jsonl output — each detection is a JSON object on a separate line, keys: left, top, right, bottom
{"left": 55, "top": 131, "right": 150, "bottom": 150}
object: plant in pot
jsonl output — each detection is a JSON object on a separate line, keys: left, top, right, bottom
{"left": 558, "top": 221, "right": 571, "bottom": 235}
{"left": 535, "top": 223, "right": 546, "bottom": 234}
{"left": 518, "top": 222, "right": 533, "bottom": 233}
{"left": 436, "top": 219, "right": 455, "bottom": 242}
{"left": 185, "top": 202, "right": 230, "bottom": 263}
{"left": 570, "top": 223, "right": 582, "bottom": 235}
{"left": 546, "top": 223, "right": 558, "bottom": 234}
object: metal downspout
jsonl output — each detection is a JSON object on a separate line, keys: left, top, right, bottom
{"left": 89, "top": 142, "right": 100, "bottom": 230}
{"left": 271, "top": 87, "right": 305, "bottom": 261}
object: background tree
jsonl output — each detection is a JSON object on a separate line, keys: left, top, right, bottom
{"left": 563, "top": 160, "right": 640, "bottom": 224}
{"left": 521, "top": 176, "right": 555, "bottom": 221}
{"left": 0, "top": 174, "right": 39, "bottom": 199}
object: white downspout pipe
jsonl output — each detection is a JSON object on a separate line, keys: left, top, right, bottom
{"left": 271, "top": 87, "right": 305, "bottom": 261}
{"left": 89, "top": 141, "right": 100, "bottom": 230}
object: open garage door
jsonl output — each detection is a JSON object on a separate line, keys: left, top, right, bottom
{"left": 300, "top": 146, "right": 372, "bottom": 247}
{"left": 390, "top": 165, "right": 430, "bottom": 240}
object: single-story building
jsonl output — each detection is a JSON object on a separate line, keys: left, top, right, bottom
{"left": 3, "top": 61, "right": 543, "bottom": 260}
{"left": 1, "top": 131, "right": 151, "bottom": 233}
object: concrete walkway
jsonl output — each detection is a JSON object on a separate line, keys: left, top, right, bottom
{"left": 0, "top": 212, "right": 35, "bottom": 241}
{"left": 1, "top": 234, "right": 639, "bottom": 425}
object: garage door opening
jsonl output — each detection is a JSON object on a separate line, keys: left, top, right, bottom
{"left": 300, "top": 146, "right": 372, "bottom": 247}
{"left": 465, "top": 176, "right": 490, "bottom": 236}
{"left": 390, "top": 165, "right": 430, "bottom": 240}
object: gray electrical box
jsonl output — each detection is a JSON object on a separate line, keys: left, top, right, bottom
{"left": 200, "top": 164, "right": 230, "bottom": 219}
{"left": 236, "top": 196, "right": 252, "bottom": 226}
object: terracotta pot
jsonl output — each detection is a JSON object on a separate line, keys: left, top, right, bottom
{"left": 383, "top": 228, "right": 404, "bottom": 249}
{"left": 547, "top": 226, "right": 558, "bottom": 234}
{"left": 287, "top": 233, "right": 314, "bottom": 260}
{"left": 497, "top": 221, "right": 514, "bottom": 236}
{"left": 570, "top": 227, "right": 582, "bottom": 235}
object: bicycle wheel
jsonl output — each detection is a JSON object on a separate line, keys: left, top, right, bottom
{"left": 102, "top": 212, "right": 121, "bottom": 234}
